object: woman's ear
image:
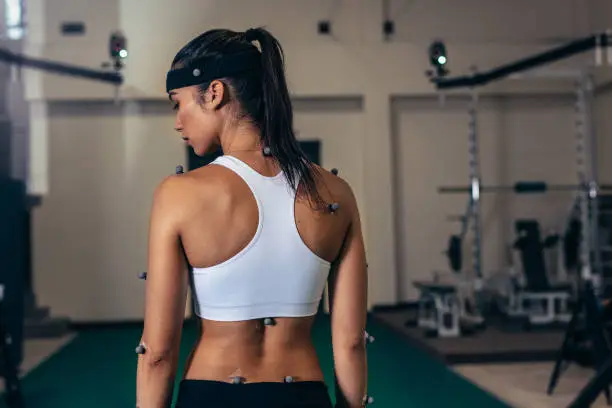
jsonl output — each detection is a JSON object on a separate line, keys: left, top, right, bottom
{"left": 203, "top": 80, "right": 225, "bottom": 110}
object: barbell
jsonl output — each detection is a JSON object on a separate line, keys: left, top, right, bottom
{"left": 439, "top": 181, "right": 612, "bottom": 194}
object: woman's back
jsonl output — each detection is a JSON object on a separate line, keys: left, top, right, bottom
{"left": 177, "top": 152, "right": 353, "bottom": 383}
{"left": 138, "top": 27, "right": 368, "bottom": 408}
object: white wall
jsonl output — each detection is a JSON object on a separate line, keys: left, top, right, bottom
{"left": 23, "top": 0, "right": 612, "bottom": 321}
{"left": 388, "top": 0, "right": 590, "bottom": 43}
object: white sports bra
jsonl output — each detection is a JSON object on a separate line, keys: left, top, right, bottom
{"left": 190, "top": 155, "right": 332, "bottom": 321}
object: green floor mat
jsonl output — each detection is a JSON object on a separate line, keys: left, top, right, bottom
{"left": 1, "top": 314, "right": 510, "bottom": 408}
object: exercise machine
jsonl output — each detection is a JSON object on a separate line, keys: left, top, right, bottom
{"left": 506, "top": 219, "right": 573, "bottom": 326}
{"left": 424, "top": 32, "right": 612, "bottom": 339}
{"left": 412, "top": 192, "right": 485, "bottom": 338}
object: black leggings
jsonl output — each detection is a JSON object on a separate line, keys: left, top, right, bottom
{"left": 175, "top": 379, "right": 334, "bottom": 408}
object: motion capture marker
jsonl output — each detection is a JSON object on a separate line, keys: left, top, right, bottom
{"left": 283, "top": 376, "right": 294, "bottom": 383}
{"left": 363, "top": 395, "right": 374, "bottom": 405}
{"left": 138, "top": 272, "right": 147, "bottom": 280}
{"left": 262, "top": 146, "right": 272, "bottom": 156}
{"left": 175, "top": 165, "right": 184, "bottom": 174}
{"left": 331, "top": 168, "right": 339, "bottom": 176}
{"left": 328, "top": 202, "right": 340, "bottom": 213}
{"left": 231, "top": 376, "right": 245, "bottom": 384}
{"left": 364, "top": 331, "right": 375, "bottom": 344}
{"left": 263, "top": 317, "right": 276, "bottom": 326}
{"left": 135, "top": 344, "right": 146, "bottom": 354}
{"left": 192, "top": 68, "right": 201, "bottom": 77}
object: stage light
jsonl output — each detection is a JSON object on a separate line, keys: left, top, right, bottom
{"left": 110, "top": 33, "right": 127, "bottom": 59}
{"left": 428, "top": 40, "right": 449, "bottom": 77}
{"left": 109, "top": 31, "right": 127, "bottom": 71}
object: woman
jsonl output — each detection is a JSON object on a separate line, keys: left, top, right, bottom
{"left": 136, "top": 27, "right": 369, "bottom": 408}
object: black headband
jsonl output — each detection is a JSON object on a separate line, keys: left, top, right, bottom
{"left": 166, "top": 50, "right": 261, "bottom": 93}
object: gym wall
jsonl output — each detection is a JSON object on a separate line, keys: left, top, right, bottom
{"left": 24, "top": 0, "right": 612, "bottom": 322}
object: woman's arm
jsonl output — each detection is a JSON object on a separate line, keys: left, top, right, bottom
{"left": 137, "top": 176, "right": 190, "bottom": 408}
{"left": 328, "top": 184, "right": 369, "bottom": 408}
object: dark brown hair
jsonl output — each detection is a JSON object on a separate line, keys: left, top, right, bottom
{"left": 172, "top": 27, "right": 323, "bottom": 207}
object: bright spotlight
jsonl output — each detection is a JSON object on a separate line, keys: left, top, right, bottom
{"left": 109, "top": 30, "right": 128, "bottom": 70}
{"left": 428, "top": 40, "right": 449, "bottom": 77}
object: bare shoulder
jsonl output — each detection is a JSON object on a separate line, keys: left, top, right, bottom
{"left": 150, "top": 165, "right": 229, "bottom": 221}
{"left": 313, "top": 165, "right": 358, "bottom": 211}
{"left": 152, "top": 174, "right": 186, "bottom": 206}
{"left": 157, "top": 164, "right": 230, "bottom": 194}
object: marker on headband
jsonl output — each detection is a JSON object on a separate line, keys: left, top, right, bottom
{"left": 166, "top": 51, "right": 261, "bottom": 93}
{"left": 166, "top": 30, "right": 262, "bottom": 93}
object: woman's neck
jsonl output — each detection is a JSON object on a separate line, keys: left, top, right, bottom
{"left": 219, "top": 122, "right": 263, "bottom": 154}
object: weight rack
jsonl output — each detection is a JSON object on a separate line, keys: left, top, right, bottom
{"left": 434, "top": 32, "right": 612, "bottom": 299}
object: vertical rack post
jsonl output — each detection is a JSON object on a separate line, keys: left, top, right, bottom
{"left": 575, "top": 72, "right": 598, "bottom": 289}
{"left": 581, "top": 72, "right": 602, "bottom": 292}
{"left": 468, "top": 89, "right": 483, "bottom": 290}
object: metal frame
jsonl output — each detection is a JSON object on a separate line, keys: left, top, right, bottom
{"left": 433, "top": 33, "right": 611, "bottom": 294}
{"left": 468, "top": 90, "right": 482, "bottom": 285}
{"left": 576, "top": 73, "right": 592, "bottom": 283}
{"left": 457, "top": 72, "right": 601, "bottom": 303}
{"left": 416, "top": 290, "right": 460, "bottom": 338}
{"left": 506, "top": 291, "right": 572, "bottom": 325}
{"left": 432, "top": 33, "right": 611, "bottom": 90}
{"left": 0, "top": 47, "right": 123, "bottom": 85}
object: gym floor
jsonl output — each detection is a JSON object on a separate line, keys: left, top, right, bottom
{"left": 0, "top": 313, "right": 607, "bottom": 408}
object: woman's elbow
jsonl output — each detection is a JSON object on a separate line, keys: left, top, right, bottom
{"left": 138, "top": 345, "right": 176, "bottom": 371}
{"left": 332, "top": 335, "right": 367, "bottom": 353}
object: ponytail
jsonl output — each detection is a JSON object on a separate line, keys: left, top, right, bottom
{"left": 247, "top": 28, "right": 323, "bottom": 208}
{"left": 171, "top": 27, "right": 324, "bottom": 208}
